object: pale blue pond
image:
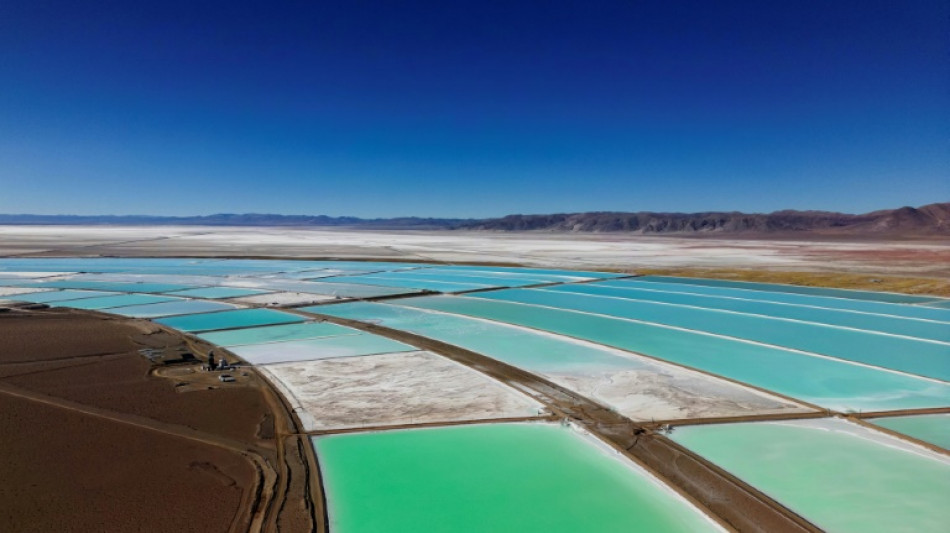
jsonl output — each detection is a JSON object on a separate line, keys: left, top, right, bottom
{"left": 308, "top": 302, "right": 641, "bottom": 373}
{"left": 396, "top": 296, "right": 950, "bottom": 411}
{"left": 418, "top": 267, "right": 606, "bottom": 284}
{"left": 227, "top": 333, "right": 416, "bottom": 365}
{"left": 24, "top": 280, "right": 195, "bottom": 293}
{"left": 348, "top": 269, "right": 559, "bottom": 287}
{"left": 164, "top": 287, "right": 273, "bottom": 299}
{"left": 58, "top": 294, "right": 182, "bottom": 310}
{"left": 227, "top": 279, "right": 419, "bottom": 299}
{"left": 442, "top": 265, "right": 622, "bottom": 280}
{"left": 14, "top": 290, "right": 121, "bottom": 303}
{"left": 319, "top": 275, "right": 489, "bottom": 292}
{"left": 472, "top": 289, "right": 950, "bottom": 381}
{"left": 197, "top": 321, "right": 357, "bottom": 346}
{"left": 548, "top": 283, "right": 950, "bottom": 343}
{"left": 638, "top": 276, "right": 938, "bottom": 304}
{"left": 106, "top": 299, "right": 240, "bottom": 318}
{"left": 156, "top": 308, "right": 306, "bottom": 332}
{"left": 607, "top": 279, "right": 950, "bottom": 323}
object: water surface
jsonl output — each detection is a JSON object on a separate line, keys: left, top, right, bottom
{"left": 314, "top": 423, "right": 722, "bottom": 533}
{"left": 672, "top": 419, "right": 950, "bottom": 533}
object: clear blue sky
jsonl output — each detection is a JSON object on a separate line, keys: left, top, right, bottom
{"left": 1, "top": 1, "right": 946, "bottom": 217}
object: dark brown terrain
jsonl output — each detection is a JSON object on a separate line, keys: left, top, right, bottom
{"left": 0, "top": 307, "right": 318, "bottom": 533}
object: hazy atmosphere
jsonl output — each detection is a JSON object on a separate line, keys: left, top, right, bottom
{"left": 1, "top": 1, "right": 947, "bottom": 217}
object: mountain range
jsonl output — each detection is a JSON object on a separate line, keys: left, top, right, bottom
{"left": 1, "top": 202, "right": 946, "bottom": 237}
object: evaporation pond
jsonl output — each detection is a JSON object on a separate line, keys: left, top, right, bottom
{"left": 164, "top": 287, "right": 272, "bottom": 299}
{"left": 16, "top": 290, "right": 121, "bottom": 303}
{"left": 106, "top": 299, "right": 239, "bottom": 318}
{"left": 31, "top": 280, "right": 194, "bottom": 293}
{"left": 60, "top": 294, "right": 181, "bottom": 310}
{"left": 671, "top": 418, "right": 950, "bottom": 533}
{"left": 871, "top": 413, "right": 950, "bottom": 450}
{"left": 314, "top": 423, "right": 722, "bottom": 533}
{"left": 197, "top": 321, "right": 356, "bottom": 346}
{"left": 156, "top": 308, "right": 305, "bottom": 332}
{"left": 227, "top": 333, "right": 414, "bottom": 365}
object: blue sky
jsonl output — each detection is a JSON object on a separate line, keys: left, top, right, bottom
{"left": 1, "top": 1, "right": 946, "bottom": 217}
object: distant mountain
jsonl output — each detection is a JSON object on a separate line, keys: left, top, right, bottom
{"left": 455, "top": 202, "right": 950, "bottom": 236}
{"left": 0, "top": 202, "right": 946, "bottom": 236}
{"left": 0, "top": 213, "right": 466, "bottom": 230}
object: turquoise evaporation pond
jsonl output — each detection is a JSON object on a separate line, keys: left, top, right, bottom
{"left": 871, "top": 413, "right": 950, "bottom": 450}
{"left": 24, "top": 280, "right": 195, "bottom": 293}
{"left": 671, "top": 419, "right": 950, "bottom": 533}
{"left": 608, "top": 279, "right": 950, "bottom": 323}
{"left": 320, "top": 274, "right": 489, "bottom": 292}
{"left": 922, "top": 300, "right": 950, "bottom": 309}
{"left": 548, "top": 283, "right": 950, "bottom": 343}
{"left": 344, "top": 269, "right": 559, "bottom": 287}
{"left": 314, "top": 423, "right": 721, "bottom": 533}
{"left": 439, "top": 264, "right": 621, "bottom": 280}
{"left": 104, "top": 299, "right": 240, "bottom": 318}
{"left": 396, "top": 296, "right": 950, "bottom": 411}
{"left": 419, "top": 266, "right": 604, "bottom": 283}
{"left": 311, "top": 302, "right": 641, "bottom": 373}
{"left": 156, "top": 308, "right": 306, "bottom": 332}
{"left": 0, "top": 258, "right": 216, "bottom": 273}
{"left": 472, "top": 289, "right": 950, "bottom": 381}
{"left": 197, "top": 321, "right": 356, "bottom": 346}
{"left": 164, "top": 287, "right": 272, "bottom": 299}
{"left": 228, "top": 279, "right": 419, "bottom": 299}
{"left": 59, "top": 293, "right": 181, "bottom": 310}
{"left": 228, "top": 333, "right": 415, "bottom": 365}
{"left": 14, "top": 290, "right": 121, "bottom": 303}
{"left": 638, "top": 275, "right": 938, "bottom": 304}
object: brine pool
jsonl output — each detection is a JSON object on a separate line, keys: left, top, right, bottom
{"left": 671, "top": 418, "right": 950, "bottom": 533}
{"left": 870, "top": 413, "right": 950, "bottom": 450}
{"left": 313, "top": 423, "right": 723, "bottom": 533}
{"left": 393, "top": 296, "right": 950, "bottom": 412}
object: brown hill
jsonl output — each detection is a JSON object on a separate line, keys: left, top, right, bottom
{"left": 457, "top": 202, "right": 950, "bottom": 236}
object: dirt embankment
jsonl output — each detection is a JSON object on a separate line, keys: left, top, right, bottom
{"left": 0, "top": 308, "right": 318, "bottom": 533}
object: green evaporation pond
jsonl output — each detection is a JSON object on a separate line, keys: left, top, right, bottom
{"left": 107, "top": 300, "right": 239, "bottom": 318}
{"left": 314, "top": 423, "right": 721, "bottom": 533}
{"left": 16, "top": 290, "right": 120, "bottom": 303}
{"left": 638, "top": 276, "right": 937, "bottom": 304}
{"left": 871, "top": 413, "right": 950, "bottom": 450}
{"left": 550, "top": 283, "right": 950, "bottom": 343}
{"left": 60, "top": 294, "right": 181, "bottom": 310}
{"left": 164, "top": 287, "right": 272, "bottom": 299}
{"left": 197, "top": 321, "right": 356, "bottom": 346}
{"left": 397, "top": 296, "right": 950, "bottom": 411}
{"left": 229, "top": 333, "right": 414, "bottom": 365}
{"left": 921, "top": 300, "right": 950, "bottom": 309}
{"left": 156, "top": 308, "right": 305, "bottom": 332}
{"left": 613, "top": 279, "right": 950, "bottom": 323}
{"left": 474, "top": 289, "right": 950, "bottom": 381}
{"left": 672, "top": 419, "right": 950, "bottom": 533}
{"left": 312, "top": 302, "right": 641, "bottom": 373}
